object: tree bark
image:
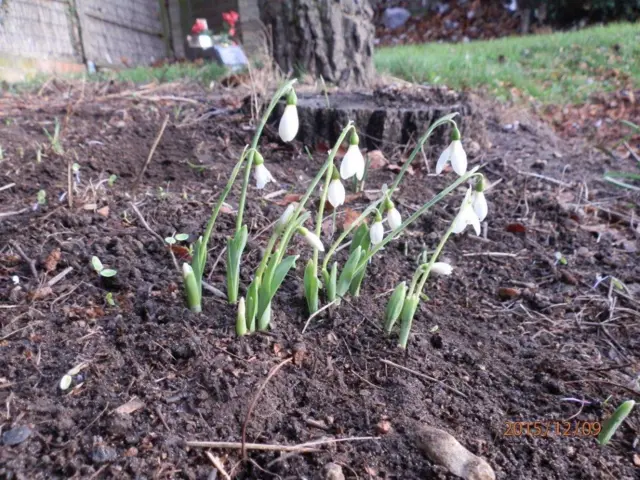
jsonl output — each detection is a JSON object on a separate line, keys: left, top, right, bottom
{"left": 259, "top": 0, "right": 375, "bottom": 88}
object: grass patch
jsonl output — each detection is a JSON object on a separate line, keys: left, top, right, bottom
{"left": 375, "top": 23, "right": 640, "bottom": 104}
{"left": 96, "top": 62, "right": 226, "bottom": 86}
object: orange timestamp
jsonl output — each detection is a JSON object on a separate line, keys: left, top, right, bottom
{"left": 503, "top": 421, "right": 602, "bottom": 438}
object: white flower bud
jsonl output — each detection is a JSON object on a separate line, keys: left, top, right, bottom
{"left": 327, "top": 179, "right": 346, "bottom": 208}
{"left": 370, "top": 221, "right": 384, "bottom": 245}
{"left": 278, "top": 104, "right": 299, "bottom": 142}
{"left": 431, "top": 262, "right": 453, "bottom": 276}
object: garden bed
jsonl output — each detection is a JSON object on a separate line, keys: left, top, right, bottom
{"left": 0, "top": 80, "right": 638, "bottom": 479}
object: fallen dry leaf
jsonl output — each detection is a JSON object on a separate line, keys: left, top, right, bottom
{"left": 274, "top": 193, "right": 303, "bottom": 206}
{"left": 115, "top": 397, "right": 145, "bottom": 415}
{"left": 170, "top": 245, "right": 191, "bottom": 261}
{"left": 341, "top": 208, "right": 364, "bottom": 231}
{"left": 44, "top": 248, "right": 61, "bottom": 273}
{"left": 31, "top": 286, "right": 53, "bottom": 300}
{"left": 497, "top": 287, "right": 520, "bottom": 300}
{"left": 219, "top": 203, "right": 235, "bottom": 215}
{"left": 505, "top": 223, "right": 527, "bottom": 234}
{"left": 387, "top": 163, "right": 414, "bottom": 175}
{"left": 367, "top": 150, "right": 387, "bottom": 169}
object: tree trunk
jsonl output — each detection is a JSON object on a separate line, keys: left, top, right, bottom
{"left": 259, "top": 0, "right": 375, "bottom": 88}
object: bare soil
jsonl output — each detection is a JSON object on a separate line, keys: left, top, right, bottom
{"left": 1, "top": 80, "right": 639, "bottom": 480}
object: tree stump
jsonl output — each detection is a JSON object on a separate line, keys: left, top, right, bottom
{"left": 259, "top": 0, "right": 375, "bottom": 88}
{"left": 273, "top": 85, "right": 472, "bottom": 152}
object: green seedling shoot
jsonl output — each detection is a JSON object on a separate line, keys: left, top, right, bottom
{"left": 598, "top": 400, "right": 635, "bottom": 446}
{"left": 108, "top": 174, "right": 117, "bottom": 186}
{"left": 91, "top": 256, "right": 117, "bottom": 278}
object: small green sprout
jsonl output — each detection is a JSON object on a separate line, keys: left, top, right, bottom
{"left": 37, "top": 190, "right": 47, "bottom": 205}
{"left": 164, "top": 233, "right": 189, "bottom": 245}
{"left": 0, "top": 146, "right": 4, "bottom": 161}
{"left": 554, "top": 251, "right": 568, "bottom": 265}
{"left": 598, "top": 400, "right": 635, "bottom": 446}
{"left": 43, "top": 118, "right": 64, "bottom": 155}
{"left": 108, "top": 174, "right": 117, "bottom": 187}
{"left": 91, "top": 256, "right": 117, "bottom": 277}
{"left": 72, "top": 163, "right": 81, "bottom": 184}
{"left": 105, "top": 292, "right": 116, "bottom": 307}
{"left": 36, "top": 146, "right": 43, "bottom": 164}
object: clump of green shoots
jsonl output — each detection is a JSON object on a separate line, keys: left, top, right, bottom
{"left": 175, "top": 78, "right": 488, "bottom": 350}
{"left": 598, "top": 400, "right": 635, "bottom": 446}
{"left": 91, "top": 256, "right": 117, "bottom": 278}
{"left": 43, "top": 118, "right": 64, "bottom": 155}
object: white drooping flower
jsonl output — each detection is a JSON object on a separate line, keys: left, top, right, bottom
{"left": 340, "top": 132, "right": 365, "bottom": 180}
{"left": 327, "top": 178, "right": 345, "bottom": 208}
{"left": 254, "top": 163, "right": 274, "bottom": 189}
{"left": 278, "top": 203, "right": 297, "bottom": 227}
{"left": 452, "top": 188, "right": 481, "bottom": 235}
{"left": 435, "top": 126, "right": 467, "bottom": 176}
{"left": 278, "top": 104, "right": 299, "bottom": 142}
{"left": 370, "top": 220, "right": 384, "bottom": 245}
{"left": 471, "top": 190, "right": 488, "bottom": 221}
{"left": 298, "top": 227, "right": 325, "bottom": 251}
{"left": 387, "top": 207, "right": 402, "bottom": 230}
{"left": 431, "top": 262, "right": 453, "bottom": 276}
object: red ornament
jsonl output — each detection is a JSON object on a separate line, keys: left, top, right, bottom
{"left": 222, "top": 10, "right": 239, "bottom": 28}
{"left": 191, "top": 18, "right": 208, "bottom": 35}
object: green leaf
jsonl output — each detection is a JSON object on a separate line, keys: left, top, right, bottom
{"left": 245, "top": 278, "right": 260, "bottom": 332}
{"left": 257, "top": 255, "right": 298, "bottom": 322}
{"left": 108, "top": 174, "right": 117, "bottom": 186}
{"left": 326, "top": 262, "right": 338, "bottom": 301}
{"left": 91, "top": 256, "right": 103, "bottom": 272}
{"left": 164, "top": 236, "right": 176, "bottom": 245}
{"left": 304, "top": 260, "right": 319, "bottom": 314}
{"left": 350, "top": 223, "right": 371, "bottom": 253}
{"left": 175, "top": 233, "right": 189, "bottom": 242}
{"left": 100, "top": 269, "right": 117, "bottom": 278}
{"left": 337, "top": 246, "right": 362, "bottom": 297}
{"left": 598, "top": 400, "right": 635, "bottom": 446}
{"left": 398, "top": 295, "right": 420, "bottom": 349}
{"left": 226, "top": 226, "right": 248, "bottom": 304}
{"left": 257, "top": 301, "right": 272, "bottom": 331}
{"left": 385, "top": 281, "right": 407, "bottom": 333}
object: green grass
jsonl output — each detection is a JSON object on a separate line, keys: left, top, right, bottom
{"left": 375, "top": 23, "right": 640, "bottom": 104}
{"left": 96, "top": 62, "right": 226, "bottom": 85}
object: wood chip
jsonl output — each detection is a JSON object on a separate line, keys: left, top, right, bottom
{"left": 114, "top": 397, "right": 145, "bottom": 415}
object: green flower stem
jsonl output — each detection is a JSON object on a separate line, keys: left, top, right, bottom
{"left": 388, "top": 113, "right": 459, "bottom": 196}
{"left": 321, "top": 198, "right": 384, "bottom": 272}
{"left": 415, "top": 223, "right": 456, "bottom": 296}
{"left": 313, "top": 161, "right": 334, "bottom": 270}
{"left": 235, "top": 79, "right": 298, "bottom": 232}
{"left": 254, "top": 231, "right": 281, "bottom": 281}
{"left": 407, "top": 264, "right": 429, "bottom": 298}
{"left": 197, "top": 148, "right": 249, "bottom": 272}
{"left": 352, "top": 167, "right": 480, "bottom": 279}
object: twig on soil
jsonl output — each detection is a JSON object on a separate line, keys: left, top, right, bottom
{"left": 187, "top": 436, "right": 378, "bottom": 453}
{"left": 155, "top": 405, "right": 171, "bottom": 431}
{"left": 517, "top": 170, "right": 573, "bottom": 188}
{"left": 205, "top": 452, "right": 232, "bottom": 480}
{"left": 302, "top": 300, "right": 337, "bottom": 334}
{"left": 563, "top": 379, "right": 640, "bottom": 398}
{"left": 461, "top": 251, "right": 519, "bottom": 257}
{"left": 67, "top": 158, "right": 73, "bottom": 208}
{"left": 47, "top": 267, "right": 73, "bottom": 288}
{"left": 380, "top": 359, "right": 469, "bottom": 399}
{"left": 9, "top": 241, "right": 39, "bottom": 281}
{"left": 0, "top": 182, "right": 15, "bottom": 192}
{"left": 241, "top": 357, "right": 293, "bottom": 460}
{"left": 189, "top": 441, "right": 318, "bottom": 453}
{"left": 129, "top": 202, "right": 166, "bottom": 244}
{"left": 0, "top": 207, "right": 29, "bottom": 219}
{"left": 1, "top": 322, "right": 43, "bottom": 341}
{"left": 134, "top": 114, "right": 170, "bottom": 189}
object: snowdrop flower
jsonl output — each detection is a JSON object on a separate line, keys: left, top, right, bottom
{"left": 430, "top": 262, "right": 453, "bottom": 276}
{"left": 452, "top": 188, "right": 481, "bottom": 235}
{"left": 327, "top": 167, "right": 345, "bottom": 208}
{"left": 253, "top": 151, "right": 274, "bottom": 189}
{"left": 278, "top": 203, "right": 297, "bottom": 227}
{"left": 471, "top": 177, "right": 488, "bottom": 221}
{"left": 435, "top": 125, "right": 467, "bottom": 176}
{"left": 340, "top": 131, "right": 365, "bottom": 181}
{"left": 298, "top": 227, "right": 324, "bottom": 251}
{"left": 278, "top": 89, "right": 299, "bottom": 142}
{"left": 384, "top": 196, "right": 402, "bottom": 230}
{"left": 370, "top": 210, "right": 384, "bottom": 245}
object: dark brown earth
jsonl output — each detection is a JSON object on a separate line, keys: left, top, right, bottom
{"left": 1, "top": 80, "right": 639, "bottom": 480}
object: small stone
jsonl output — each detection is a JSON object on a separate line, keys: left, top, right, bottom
{"left": 376, "top": 419, "right": 392, "bottom": 434}
{"left": 91, "top": 444, "right": 118, "bottom": 463}
{"left": 633, "top": 453, "right": 640, "bottom": 467}
{"left": 577, "top": 247, "right": 590, "bottom": 257}
{"left": 415, "top": 425, "right": 495, "bottom": 480}
{"left": 532, "top": 158, "right": 547, "bottom": 169}
{"left": 2, "top": 425, "right": 32, "bottom": 446}
{"left": 324, "top": 462, "right": 345, "bottom": 480}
